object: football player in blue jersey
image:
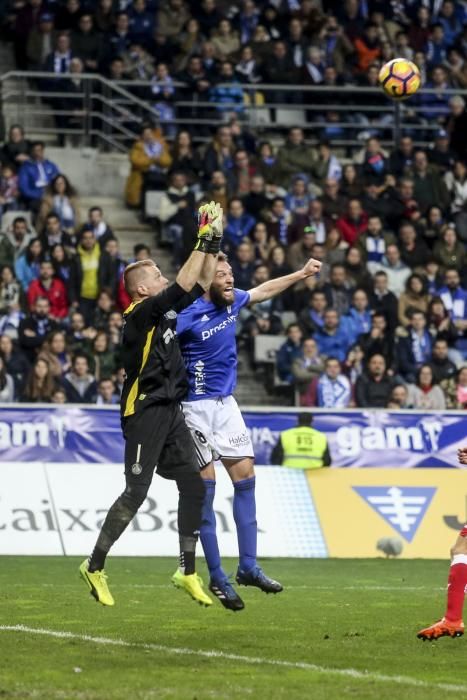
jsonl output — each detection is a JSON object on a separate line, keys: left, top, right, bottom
{"left": 177, "top": 252, "right": 321, "bottom": 610}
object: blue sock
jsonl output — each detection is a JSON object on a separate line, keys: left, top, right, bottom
{"left": 233, "top": 477, "right": 257, "bottom": 573}
{"left": 200, "top": 479, "right": 226, "bottom": 582}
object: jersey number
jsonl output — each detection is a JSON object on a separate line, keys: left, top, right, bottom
{"left": 195, "top": 430, "right": 207, "bottom": 444}
{"left": 163, "top": 328, "right": 175, "bottom": 345}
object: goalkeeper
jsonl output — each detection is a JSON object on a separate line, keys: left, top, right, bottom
{"left": 79, "top": 203, "right": 223, "bottom": 608}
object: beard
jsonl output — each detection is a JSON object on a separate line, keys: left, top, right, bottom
{"left": 210, "top": 284, "right": 234, "bottom": 307}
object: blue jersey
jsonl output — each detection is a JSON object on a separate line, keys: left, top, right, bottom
{"left": 177, "top": 288, "right": 250, "bottom": 400}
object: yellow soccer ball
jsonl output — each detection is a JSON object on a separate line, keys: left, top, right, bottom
{"left": 378, "top": 58, "right": 421, "bottom": 100}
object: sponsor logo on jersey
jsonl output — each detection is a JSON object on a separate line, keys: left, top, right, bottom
{"left": 353, "top": 486, "right": 436, "bottom": 542}
{"left": 201, "top": 314, "right": 237, "bottom": 341}
{"left": 194, "top": 360, "right": 205, "bottom": 395}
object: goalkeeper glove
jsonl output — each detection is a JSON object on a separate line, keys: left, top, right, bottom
{"left": 194, "top": 201, "right": 223, "bottom": 254}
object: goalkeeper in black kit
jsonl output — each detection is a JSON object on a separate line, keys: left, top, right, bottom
{"left": 79, "top": 203, "right": 223, "bottom": 607}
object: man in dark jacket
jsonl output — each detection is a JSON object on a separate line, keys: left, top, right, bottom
{"left": 429, "top": 338, "right": 457, "bottom": 383}
{"left": 355, "top": 353, "right": 397, "bottom": 407}
{"left": 18, "top": 296, "right": 59, "bottom": 362}
{"left": 396, "top": 310, "right": 433, "bottom": 383}
{"left": 276, "top": 323, "right": 303, "bottom": 383}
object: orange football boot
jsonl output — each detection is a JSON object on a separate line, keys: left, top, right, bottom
{"left": 417, "top": 617, "right": 464, "bottom": 640}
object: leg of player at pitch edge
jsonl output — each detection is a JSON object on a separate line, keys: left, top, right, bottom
{"left": 418, "top": 447, "right": 467, "bottom": 640}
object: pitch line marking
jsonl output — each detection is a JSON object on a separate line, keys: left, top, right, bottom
{"left": 1, "top": 624, "right": 466, "bottom": 694}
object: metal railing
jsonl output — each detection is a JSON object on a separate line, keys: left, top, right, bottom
{"left": 0, "top": 70, "right": 462, "bottom": 152}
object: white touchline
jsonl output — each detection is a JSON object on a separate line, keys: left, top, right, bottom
{"left": 0, "top": 625, "right": 466, "bottom": 694}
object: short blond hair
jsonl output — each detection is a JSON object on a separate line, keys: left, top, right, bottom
{"left": 124, "top": 259, "right": 157, "bottom": 297}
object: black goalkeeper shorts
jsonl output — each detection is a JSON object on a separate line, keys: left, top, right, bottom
{"left": 122, "top": 402, "right": 199, "bottom": 485}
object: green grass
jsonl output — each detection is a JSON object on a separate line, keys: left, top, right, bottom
{"left": 0, "top": 557, "right": 464, "bottom": 700}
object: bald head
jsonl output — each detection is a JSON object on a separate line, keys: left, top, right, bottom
{"left": 124, "top": 259, "right": 168, "bottom": 299}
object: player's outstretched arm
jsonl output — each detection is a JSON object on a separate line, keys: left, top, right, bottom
{"left": 176, "top": 202, "right": 222, "bottom": 293}
{"left": 248, "top": 257, "right": 322, "bottom": 304}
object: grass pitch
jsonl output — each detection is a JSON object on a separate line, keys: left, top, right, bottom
{"left": 0, "top": 557, "right": 465, "bottom": 700}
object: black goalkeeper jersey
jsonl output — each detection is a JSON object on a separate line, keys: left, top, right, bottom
{"left": 120, "top": 282, "right": 204, "bottom": 418}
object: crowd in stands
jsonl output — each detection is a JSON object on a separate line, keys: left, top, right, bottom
{"left": 0, "top": 0, "right": 466, "bottom": 408}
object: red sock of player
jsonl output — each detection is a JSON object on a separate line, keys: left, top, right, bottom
{"left": 445, "top": 554, "right": 467, "bottom": 622}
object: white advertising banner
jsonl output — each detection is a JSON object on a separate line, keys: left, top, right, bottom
{"left": 0, "top": 463, "right": 327, "bottom": 558}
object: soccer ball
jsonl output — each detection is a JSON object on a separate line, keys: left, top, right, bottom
{"left": 378, "top": 58, "right": 421, "bottom": 100}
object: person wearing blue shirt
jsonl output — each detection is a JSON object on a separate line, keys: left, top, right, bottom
{"left": 224, "top": 198, "right": 256, "bottom": 250}
{"left": 177, "top": 251, "right": 321, "bottom": 610}
{"left": 314, "top": 308, "right": 353, "bottom": 362}
{"left": 18, "top": 142, "right": 60, "bottom": 210}
{"left": 343, "top": 288, "right": 372, "bottom": 345}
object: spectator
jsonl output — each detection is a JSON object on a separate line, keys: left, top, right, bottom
{"left": 340, "top": 163, "right": 363, "bottom": 199}
{"left": 406, "top": 364, "right": 446, "bottom": 410}
{"left": 427, "top": 296, "right": 459, "bottom": 347}
{"left": 40, "top": 213, "right": 76, "bottom": 253}
{"left": 230, "top": 241, "right": 255, "bottom": 291}
{"left": 157, "top": 0, "right": 191, "bottom": 40}
{"left": 18, "top": 296, "right": 59, "bottom": 363}
{"left": 287, "top": 227, "right": 316, "bottom": 272}
{"left": 62, "top": 352, "right": 97, "bottom": 403}
{"left": 276, "top": 323, "right": 303, "bottom": 383}
{"left": 251, "top": 222, "right": 274, "bottom": 266}
{"left": 398, "top": 273, "right": 431, "bottom": 327}
{"left": 224, "top": 198, "right": 256, "bottom": 251}
{"left": 429, "top": 337, "right": 458, "bottom": 384}
{"left": 408, "top": 149, "right": 450, "bottom": 215}
{"left": 0, "top": 216, "right": 33, "bottom": 269}
{"left": 0, "top": 265, "right": 21, "bottom": 317}
{"left": 297, "top": 289, "right": 327, "bottom": 336}
{"left": 444, "top": 160, "right": 467, "bottom": 215}
{"left": 15, "top": 238, "right": 43, "bottom": 292}
{"left": 355, "top": 353, "right": 396, "bottom": 408}
{"left": 71, "top": 230, "right": 103, "bottom": 322}
{"left": 170, "top": 130, "right": 202, "bottom": 186}
{"left": 231, "top": 149, "right": 254, "bottom": 197}
{"left": 433, "top": 224, "right": 466, "bottom": 272}
{"left": 66, "top": 310, "right": 96, "bottom": 353}
{"left": 71, "top": 13, "right": 103, "bottom": 71}
{"left": 343, "top": 288, "right": 372, "bottom": 345}
{"left": 314, "top": 308, "right": 353, "bottom": 363}
{"left": 21, "top": 357, "right": 57, "bottom": 402}
{"left": 344, "top": 247, "right": 373, "bottom": 293}
{"left": 158, "top": 171, "right": 197, "bottom": 266}
{"left": 398, "top": 221, "right": 430, "bottom": 269}
{"left": 389, "top": 135, "right": 416, "bottom": 177}
{"left": 321, "top": 263, "right": 353, "bottom": 317}
{"left": 0, "top": 335, "right": 29, "bottom": 395}
{"left": 51, "top": 387, "right": 67, "bottom": 403}
{"left": 315, "top": 357, "right": 351, "bottom": 408}
{"left": 37, "top": 174, "right": 80, "bottom": 236}
{"left": 353, "top": 22, "right": 381, "bottom": 73}
{"left": 321, "top": 179, "right": 348, "bottom": 222}
{"left": 1, "top": 125, "right": 31, "bottom": 171}
{"left": 18, "top": 142, "right": 60, "bottom": 212}
{"left": 370, "top": 270, "right": 399, "bottom": 332}
{"left": 396, "top": 310, "right": 433, "bottom": 384}
{"left": 27, "top": 260, "right": 68, "bottom": 320}
{"left": 0, "top": 355, "right": 15, "bottom": 402}
{"left": 442, "top": 366, "right": 467, "bottom": 409}
{"left": 357, "top": 214, "right": 397, "bottom": 273}
{"left": 276, "top": 127, "right": 315, "bottom": 187}
{"left": 38, "top": 330, "right": 71, "bottom": 378}
{"left": 375, "top": 244, "right": 411, "bottom": 296}
{"left": 80, "top": 207, "right": 115, "bottom": 250}
{"left": 96, "top": 377, "right": 119, "bottom": 405}
{"left": 210, "top": 60, "right": 244, "bottom": 115}
{"left": 323, "top": 227, "right": 348, "bottom": 267}
{"left": 203, "top": 125, "right": 235, "bottom": 183}
{"left": 359, "top": 312, "right": 395, "bottom": 369}
{"left": 93, "top": 289, "right": 114, "bottom": 330}
{"left": 438, "top": 268, "right": 467, "bottom": 333}
{"left": 336, "top": 198, "right": 368, "bottom": 246}
{"left": 265, "top": 198, "right": 293, "bottom": 247}
{"left": 50, "top": 244, "right": 73, "bottom": 286}
{"left": 91, "top": 330, "right": 115, "bottom": 379}
{"left": 268, "top": 245, "right": 293, "bottom": 283}
{"left": 211, "top": 18, "right": 240, "bottom": 60}
{"left": 124, "top": 123, "right": 172, "bottom": 208}
{"left": 291, "top": 338, "right": 325, "bottom": 397}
